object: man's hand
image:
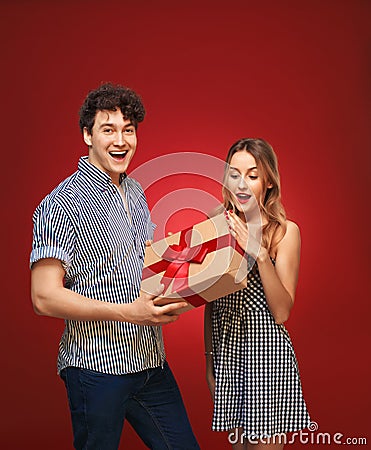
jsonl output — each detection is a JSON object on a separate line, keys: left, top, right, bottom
{"left": 124, "top": 286, "right": 188, "bottom": 326}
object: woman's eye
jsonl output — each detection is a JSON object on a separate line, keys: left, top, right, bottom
{"left": 249, "top": 176, "right": 258, "bottom": 180}
{"left": 229, "top": 174, "right": 239, "bottom": 179}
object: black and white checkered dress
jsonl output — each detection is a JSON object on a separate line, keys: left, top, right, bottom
{"left": 211, "top": 263, "right": 310, "bottom": 439}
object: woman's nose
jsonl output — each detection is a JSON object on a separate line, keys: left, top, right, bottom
{"left": 238, "top": 176, "right": 248, "bottom": 189}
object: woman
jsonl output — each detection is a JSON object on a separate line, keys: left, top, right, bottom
{"left": 204, "top": 138, "right": 310, "bottom": 449}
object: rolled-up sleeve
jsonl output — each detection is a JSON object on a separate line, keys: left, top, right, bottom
{"left": 147, "top": 219, "right": 156, "bottom": 241}
{"left": 30, "top": 199, "right": 75, "bottom": 271}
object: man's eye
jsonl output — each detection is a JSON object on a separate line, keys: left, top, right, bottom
{"left": 125, "top": 128, "right": 134, "bottom": 134}
{"left": 103, "top": 128, "right": 113, "bottom": 134}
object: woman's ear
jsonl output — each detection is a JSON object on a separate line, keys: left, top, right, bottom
{"left": 83, "top": 127, "right": 92, "bottom": 147}
{"left": 267, "top": 181, "right": 273, "bottom": 189}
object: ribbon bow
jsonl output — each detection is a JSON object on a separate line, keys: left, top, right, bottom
{"left": 160, "top": 226, "right": 210, "bottom": 292}
{"left": 142, "top": 223, "right": 244, "bottom": 307}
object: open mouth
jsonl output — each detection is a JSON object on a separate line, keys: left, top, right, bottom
{"left": 235, "top": 193, "right": 251, "bottom": 203}
{"left": 109, "top": 151, "right": 128, "bottom": 161}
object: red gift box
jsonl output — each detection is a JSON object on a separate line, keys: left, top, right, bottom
{"left": 141, "top": 213, "right": 249, "bottom": 312}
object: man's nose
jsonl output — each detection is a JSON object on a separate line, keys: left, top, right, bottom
{"left": 113, "top": 132, "right": 125, "bottom": 146}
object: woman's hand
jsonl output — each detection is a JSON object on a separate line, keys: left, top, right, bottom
{"left": 226, "top": 210, "right": 268, "bottom": 261}
{"left": 206, "top": 364, "right": 216, "bottom": 401}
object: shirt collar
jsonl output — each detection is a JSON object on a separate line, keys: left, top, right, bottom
{"left": 78, "top": 156, "right": 127, "bottom": 191}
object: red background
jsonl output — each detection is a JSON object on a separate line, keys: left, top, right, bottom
{"left": 1, "top": 0, "right": 370, "bottom": 448}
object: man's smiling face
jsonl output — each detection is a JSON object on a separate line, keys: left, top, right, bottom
{"left": 84, "top": 109, "right": 137, "bottom": 186}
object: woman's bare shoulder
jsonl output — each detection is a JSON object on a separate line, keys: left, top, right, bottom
{"left": 277, "top": 220, "right": 301, "bottom": 254}
{"left": 286, "top": 219, "right": 300, "bottom": 235}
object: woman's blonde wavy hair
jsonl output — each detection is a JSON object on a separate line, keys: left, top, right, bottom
{"left": 222, "top": 138, "right": 287, "bottom": 253}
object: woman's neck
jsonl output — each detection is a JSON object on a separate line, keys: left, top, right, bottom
{"left": 237, "top": 209, "right": 268, "bottom": 226}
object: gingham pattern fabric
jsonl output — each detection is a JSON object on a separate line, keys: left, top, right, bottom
{"left": 31, "top": 156, "right": 165, "bottom": 375}
{"left": 211, "top": 264, "right": 310, "bottom": 439}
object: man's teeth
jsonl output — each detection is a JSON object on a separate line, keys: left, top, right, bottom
{"left": 109, "top": 151, "right": 127, "bottom": 157}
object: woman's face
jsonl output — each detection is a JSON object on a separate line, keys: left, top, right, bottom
{"left": 226, "top": 151, "right": 267, "bottom": 215}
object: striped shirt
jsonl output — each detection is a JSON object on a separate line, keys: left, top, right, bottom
{"left": 30, "top": 156, "right": 165, "bottom": 375}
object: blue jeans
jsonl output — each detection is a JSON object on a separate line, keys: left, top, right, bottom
{"left": 60, "top": 362, "right": 199, "bottom": 450}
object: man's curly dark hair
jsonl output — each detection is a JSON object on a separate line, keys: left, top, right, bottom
{"left": 79, "top": 83, "right": 145, "bottom": 134}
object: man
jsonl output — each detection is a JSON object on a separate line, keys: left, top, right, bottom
{"left": 30, "top": 83, "right": 200, "bottom": 450}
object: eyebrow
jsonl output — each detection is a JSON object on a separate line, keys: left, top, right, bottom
{"left": 98, "top": 122, "right": 134, "bottom": 130}
{"left": 229, "top": 166, "right": 257, "bottom": 173}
